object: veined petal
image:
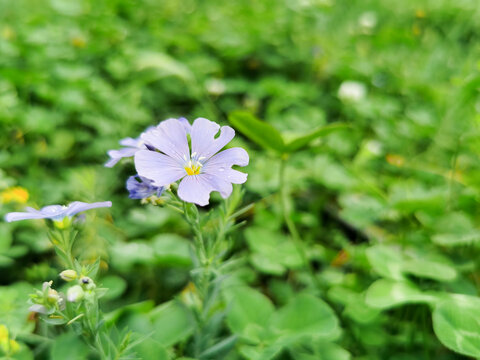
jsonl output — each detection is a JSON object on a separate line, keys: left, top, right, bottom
{"left": 126, "top": 176, "right": 164, "bottom": 199}
{"left": 65, "top": 201, "right": 112, "bottom": 217}
{"left": 105, "top": 147, "right": 139, "bottom": 168}
{"left": 202, "top": 173, "right": 233, "bottom": 198}
{"left": 177, "top": 173, "right": 233, "bottom": 206}
{"left": 178, "top": 117, "right": 192, "bottom": 134}
{"left": 141, "top": 119, "right": 189, "bottom": 163}
{"left": 177, "top": 175, "right": 212, "bottom": 206}
{"left": 191, "top": 118, "right": 235, "bottom": 161}
{"left": 135, "top": 150, "right": 185, "bottom": 186}
{"left": 5, "top": 211, "right": 50, "bottom": 222}
{"left": 119, "top": 137, "right": 140, "bottom": 147}
{"left": 203, "top": 147, "right": 249, "bottom": 185}
{"left": 203, "top": 147, "right": 249, "bottom": 170}
{"left": 39, "top": 205, "right": 66, "bottom": 217}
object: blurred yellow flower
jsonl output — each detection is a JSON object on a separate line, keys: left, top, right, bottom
{"left": 8, "top": 339, "right": 20, "bottom": 354}
{"left": 1, "top": 187, "right": 29, "bottom": 204}
{"left": 1, "top": 26, "right": 14, "bottom": 40}
{"left": 71, "top": 36, "right": 86, "bottom": 48}
{"left": 0, "top": 325, "right": 19, "bottom": 355}
{"left": 386, "top": 154, "right": 405, "bottom": 167}
{"left": 0, "top": 325, "right": 8, "bottom": 343}
{"left": 416, "top": 9, "right": 426, "bottom": 18}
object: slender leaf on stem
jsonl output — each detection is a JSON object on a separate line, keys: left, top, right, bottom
{"left": 228, "top": 111, "right": 285, "bottom": 153}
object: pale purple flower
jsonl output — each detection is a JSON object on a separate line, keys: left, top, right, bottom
{"left": 135, "top": 118, "right": 248, "bottom": 206}
{"left": 4, "top": 201, "right": 112, "bottom": 222}
{"left": 105, "top": 136, "right": 147, "bottom": 168}
{"left": 126, "top": 175, "right": 164, "bottom": 199}
{"left": 105, "top": 118, "right": 191, "bottom": 167}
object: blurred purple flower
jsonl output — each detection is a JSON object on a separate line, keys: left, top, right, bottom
{"left": 135, "top": 118, "right": 248, "bottom": 206}
{"left": 126, "top": 175, "right": 164, "bottom": 199}
{"left": 4, "top": 201, "right": 112, "bottom": 222}
{"left": 105, "top": 118, "right": 191, "bottom": 167}
{"left": 105, "top": 136, "right": 147, "bottom": 168}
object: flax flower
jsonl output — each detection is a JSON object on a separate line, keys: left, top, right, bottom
{"left": 5, "top": 201, "right": 112, "bottom": 222}
{"left": 135, "top": 118, "right": 248, "bottom": 206}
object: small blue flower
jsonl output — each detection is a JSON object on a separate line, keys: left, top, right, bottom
{"left": 135, "top": 118, "right": 248, "bottom": 206}
{"left": 105, "top": 118, "right": 191, "bottom": 168}
{"left": 126, "top": 175, "right": 164, "bottom": 200}
{"left": 4, "top": 201, "right": 112, "bottom": 223}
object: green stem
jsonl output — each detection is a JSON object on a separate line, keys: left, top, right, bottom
{"left": 279, "top": 157, "right": 322, "bottom": 290}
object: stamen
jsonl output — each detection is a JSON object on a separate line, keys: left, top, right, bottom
{"left": 184, "top": 159, "right": 202, "bottom": 176}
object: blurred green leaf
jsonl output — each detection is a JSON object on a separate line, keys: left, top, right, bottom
{"left": 433, "top": 295, "right": 480, "bottom": 358}
{"left": 224, "top": 286, "right": 274, "bottom": 343}
{"left": 228, "top": 111, "right": 285, "bottom": 153}
{"left": 100, "top": 275, "right": 127, "bottom": 300}
{"left": 270, "top": 294, "right": 339, "bottom": 342}
{"left": 51, "top": 332, "right": 89, "bottom": 360}
{"left": 149, "top": 301, "right": 194, "bottom": 347}
{"left": 366, "top": 245, "right": 404, "bottom": 280}
{"left": 152, "top": 234, "right": 192, "bottom": 267}
{"left": 284, "top": 123, "right": 349, "bottom": 153}
{"left": 365, "top": 279, "right": 438, "bottom": 310}
{"left": 0, "top": 282, "right": 35, "bottom": 334}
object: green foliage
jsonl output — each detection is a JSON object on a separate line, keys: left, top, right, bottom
{"left": 1, "top": 0, "right": 480, "bottom": 358}
{"left": 433, "top": 295, "right": 480, "bottom": 358}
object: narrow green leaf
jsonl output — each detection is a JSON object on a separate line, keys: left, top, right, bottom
{"left": 284, "top": 123, "right": 349, "bottom": 153}
{"left": 199, "top": 335, "right": 237, "bottom": 359}
{"left": 228, "top": 111, "right": 285, "bottom": 153}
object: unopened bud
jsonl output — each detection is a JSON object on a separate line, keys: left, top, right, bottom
{"left": 67, "top": 285, "right": 84, "bottom": 303}
{"left": 47, "top": 289, "right": 59, "bottom": 304}
{"left": 42, "top": 281, "right": 53, "bottom": 292}
{"left": 80, "top": 276, "right": 96, "bottom": 290}
{"left": 60, "top": 270, "right": 78, "bottom": 282}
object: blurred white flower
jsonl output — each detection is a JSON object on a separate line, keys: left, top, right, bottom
{"left": 338, "top": 81, "right": 367, "bottom": 102}
{"left": 359, "top": 12, "right": 377, "bottom": 33}
{"left": 205, "top": 78, "right": 226, "bottom": 96}
{"left": 67, "top": 285, "right": 85, "bottom": 303}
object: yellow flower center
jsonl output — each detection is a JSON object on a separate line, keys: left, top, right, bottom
{"left": 185, "top": 163, "right": 202, "bottom": 176}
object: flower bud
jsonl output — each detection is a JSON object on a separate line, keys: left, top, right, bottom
{"left": 42, "top": 281, "right": 53, "bottom": 292}
{"left": 79, "top": 276, "right": 96, "bottom": 290}
{"left": 67, "top": 285, "right": 84, "bottom": 303}
{"left": 47, "top": 289, "right": 59, "bottom": 304}
{"left": 59, "top": 270, "right": 78, "bottom": 282}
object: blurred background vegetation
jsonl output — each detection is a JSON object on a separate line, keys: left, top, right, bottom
{"left": 2, "top": 0, "right": 480, "bottom": 359}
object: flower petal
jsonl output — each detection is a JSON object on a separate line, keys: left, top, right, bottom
{"left": 65, "top": 201, "right": 112, "bottom": 217}
{"left": 119, "top": 137, "right": 140, "bottom": 147}
{"left": 177, "top": 175, "right": 211, "bottom": 206}
{"left": 177, "top": 173, "right": 233, "bottom": 206}
{"left": 135, "top": 150, "right": 185, "bottom": 186}
{"left": 191, "top": 118, "right": 235, "bottom": 160}
{"left": 178, "top": 117, "right": 192, "bottom": 134}
{"left": 202, "top": 148, "right": 249, "bottom": 185}
{"left": 105, "top": 147, "right": 139, "bottom": 168}
{"left": 126, "top": 176, "right": 164, "bottom": 199}
{"left": 4, "top": 211, "right": 50, "bottom": 222}
{"left": 141, "top": 118, "right": 189, "bottom": 163}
